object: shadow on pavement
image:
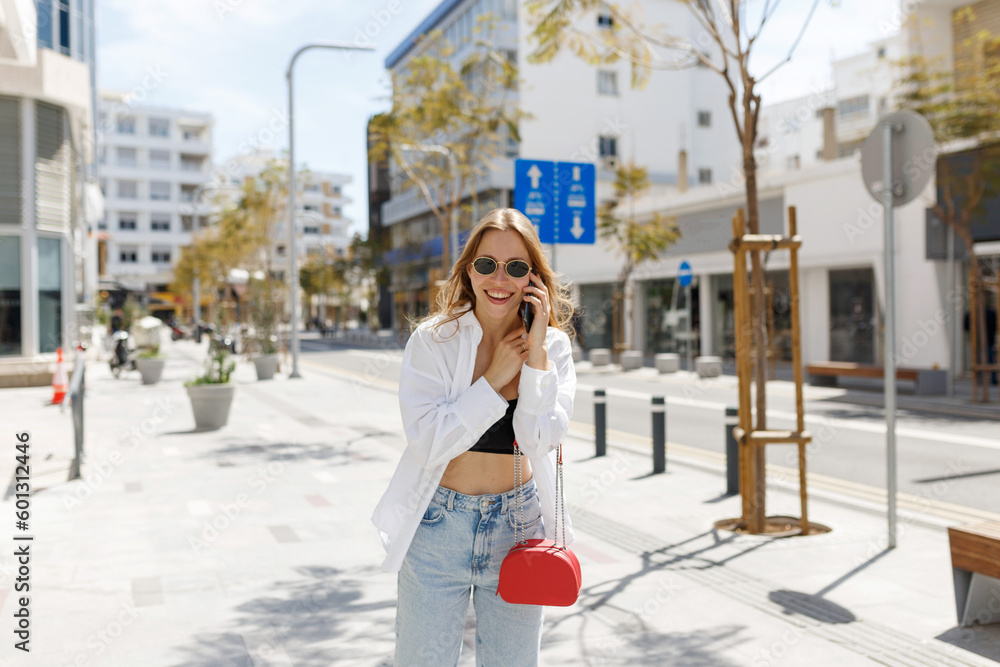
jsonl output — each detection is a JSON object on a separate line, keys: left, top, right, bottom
{"left": 168, "top": 565, "right": 395, "bottom": 667}
{"left": 935, "top": 624, "right": 1000, "bottom": 662}
{"left": 197, "top": 437, "right": 393, "bottom": 467}
{"left": 767, "top": 590, "right": 855, "bottom": 624}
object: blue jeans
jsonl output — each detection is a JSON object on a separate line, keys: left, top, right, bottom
{"left": 395, "top": 480, "right": 545, "bottom": 666}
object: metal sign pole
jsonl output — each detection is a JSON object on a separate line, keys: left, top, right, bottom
{"left": 882, "top": 119, "right": 898, "bottom": 549}
{"left": 686, "top": 283, "right": 693, "bottom": 373}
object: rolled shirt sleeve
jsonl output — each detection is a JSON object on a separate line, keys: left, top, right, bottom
{"left": 513, "top": 328, "right": 576, "bottom": 459}
{"left": 398, "top": 325, "right": 509, "bottom": 470}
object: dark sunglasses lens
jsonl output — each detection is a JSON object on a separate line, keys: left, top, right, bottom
{"left": 506, "top": 261, "right": 530, "bottom": 278}
{"left": 473, "top": 258, "right": 497, "bottom": 275}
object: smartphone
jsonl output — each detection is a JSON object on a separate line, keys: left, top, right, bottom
{"left": 521, "top": 281, "right": 535, "bottom": 331}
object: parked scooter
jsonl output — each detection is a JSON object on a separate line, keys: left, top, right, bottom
{"left": 109, "top": 330, "right": 136, "bottom": 377}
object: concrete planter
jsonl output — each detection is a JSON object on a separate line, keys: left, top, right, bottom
{"left": 185, "top": 384, "right": 236, "bottom": 430}
{"left": 620, "top": 351, "right": 643, "bottom": 370}
{"left": 655, "top": 353, "right": 680, "bottom": 374}
{"left": 695, "top": 356, "right": 723, "bottom": 378}
{"left": 590, "top": 348, "right": 612, "bottom": 367}
{"left": 135, "top": 358, "right": 166, "bottom": 385}
{"left": 253, "top": 354, "right": 279, "bottom": 381}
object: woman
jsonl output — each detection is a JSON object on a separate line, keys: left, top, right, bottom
{"left": 372, "top": 208, "right": 577, "bottom": 666}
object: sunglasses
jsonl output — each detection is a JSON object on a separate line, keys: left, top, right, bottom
{"left": 471, "top": 257, "right": 532, "bottom": 279}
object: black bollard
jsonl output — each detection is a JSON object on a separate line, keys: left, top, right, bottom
{"left": 594, "top": 389, "right": 606, "bottom": 457}
{"left": 652, "top": 396, "right": 666, "bottom": 474}
{"left": 725, "top": 406, "right": 739, "bottom": 495}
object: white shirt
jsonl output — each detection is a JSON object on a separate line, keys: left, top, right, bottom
{"left": 371, "top": 305, "right": 577, "bottom": 572}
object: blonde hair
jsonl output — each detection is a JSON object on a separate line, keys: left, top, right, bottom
{"left": 417, "top": 208, "right": 574, "bottom": 338}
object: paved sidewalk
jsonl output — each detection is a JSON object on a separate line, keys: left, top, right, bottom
{"left": 0, "top": 339, "right": 998, "bottom": 666}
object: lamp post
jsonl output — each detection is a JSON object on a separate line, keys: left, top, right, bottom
{"left": 398, "top": 143, "right": 460, "bottom": 270}
{"left": 286, "top": 42, "right": 375, "bottom": 379}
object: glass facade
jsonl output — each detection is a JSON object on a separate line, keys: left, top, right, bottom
{"left": 644, "top": 278, "right": 699, "bottom": 355}
{"left": 0, "top": 238, "right": 21, "bottom": 356}
{"left": 578, "top": 283, "right": 614, "bottom": 350}
{"left": 38, "top": 237, "right": 62, "bottom": 353}
{"left": 829, "top": 268, "right": 877, "bottom": 363}
{"left": 35, "top": 0, "right": 95, "bottom": 66}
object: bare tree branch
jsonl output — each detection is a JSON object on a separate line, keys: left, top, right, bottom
{"left": 756, "top": 0, "right": 821, "bottom": 83}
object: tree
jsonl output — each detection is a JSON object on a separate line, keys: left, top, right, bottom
{"left": 896, "top": 8, "right": 1000, "bottom": 397}
{"left": 529, "top": 0, "right": 825, "bottom": 429}
{"left": 171, "top": 159, "right": 289, "bottom": 327}
{"left": 369, "top": 15, "right": 528, "bottom": 277}
{"left": 598, "top": 162, "right": 680, "bottom": 351}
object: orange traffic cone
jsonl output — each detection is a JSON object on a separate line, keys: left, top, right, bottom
{"left": 51, "top": 347, "right": 68, "bottom": 404}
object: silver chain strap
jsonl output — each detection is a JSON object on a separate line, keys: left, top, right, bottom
{"left": 512, "top": 441, "right": 566, "bottom": 547}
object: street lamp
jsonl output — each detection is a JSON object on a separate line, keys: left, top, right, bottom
{"left": 286, "top": 42, "right": 375, "bottom": 379}
{"left": 398, "top": 143, "right": 459, "bottom": 270}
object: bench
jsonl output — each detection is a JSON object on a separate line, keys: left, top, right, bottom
{"left": 806, "top": 362, "right": 946, "bottom": 396}
{"left": 948, "top": 521, "right": 1000, "bottom": 626}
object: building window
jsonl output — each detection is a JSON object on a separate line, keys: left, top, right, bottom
{"left": 151, "top": 248, "right": 171, "bottom": 263}
{"left": 599, "top": 136, "right": 618, "bottom": 158}
{"left": 117, "top": 117, "right": 135, "bottom": 134}
{"left": 119, "top": 247, "right": 138, "bottom": 263}
{"left": 180, "top": 185, "right": 197, "bottom": 203}
{"left": 786, "top": 154, "right": 801, "bottom": 170}
{"left": 151, "top": 214, "right": 171, "bottom": 231}
{"left": 303, "top": 226, "right": 319, "bottom": 235}
{"left": 58, "top": 0, "right": 70, "bottom": 55}
{"left": 597, "top": 14, "right": 614, "bottom": 29}
{"left": 304, "top": 183, "right": 320, "bottom": 192}
{"left": 0, "top": 236, "right": 22, "bottom": 356}
{"left": 149, "top": 150, "right": 170, "bottom": 170}
{"left": 303, "top": 204, "right": 319, "bottom": 212}
{"left": 181, "top": 127, "right": 202, "bottom": 142}
{"left": 180, "top": 154, "right": 203, "bottom": 172}
{"left": 598, "top": 70, "right": 618, "bottom": 96}
{"left": 150, "top": 181, "right": 171, "bottom": 201}
{"left": 38, "top": 236, "right": 62, "bottom": 352}
{"left": 35, "top": 1, "right": 53, "bottom": 49}
{"left": 149, "top": 118, "right": 170, "bottom": 137}
{"left": 837, "top": 95, "right": 870, "bottom": 117}
{"left": 698, "top": 168, "right": 712, "bottom": 184}
{"left": 877, "top": 46, "right": 886, "bottom": 59}
{"left": 116, "top": 147, "right": 137, "bottom": 167}
{"left": 117, "top": 180, "right": 138, "bottom": 199}
{"left": 697, "top": 110, "right": 711, "bottom": 127}
{"left": 118, "top": 214, "right": 137, "bottom": 230}
{"left": 197, "top": 216, "right": 211, "bottom": 228}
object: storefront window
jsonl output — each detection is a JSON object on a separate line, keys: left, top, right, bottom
{"left": 38, "top": 237, "right": 62, "bottom": 353}
{"left": 644, "top": 278, "right": 699, "bottom": 355}
{"left": 579, "top": 283, "right": 614, "bottom": 350}
{"left": 712, "top": 271, "right": 793, "bottom": 363}
{"left": 829, "top": 268, "right": 876, "bottom": 363}
{"left": 0, "top": 237, "right": 20, "bottom": 356}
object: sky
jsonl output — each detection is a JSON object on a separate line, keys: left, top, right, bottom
{"left": 96, "top": 0, "right": 905, "bottom": 238}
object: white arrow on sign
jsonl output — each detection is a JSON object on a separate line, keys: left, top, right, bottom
{"left": 527, "top": 164, "right": 542, "bottom": 189}
{"left": 570, "top": 212, "right": 584, "bottom": 239}
{"left": 572, "top": 166, "right": 580, "bottom": 181}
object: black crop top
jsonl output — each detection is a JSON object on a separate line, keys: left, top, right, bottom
{"left": 468, "top": 399, "right": 517, "bottom": 455}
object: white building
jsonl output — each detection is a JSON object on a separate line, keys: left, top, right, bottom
{"left": 216, "top": 148, "right": 353, "bottom": 284}
{"left": 0, "top": 0, "right": 99, "bottom": 387}
{"left": 97, "top": 93, "right": 214, "bottom": 308}
{"left": 378, "top": 0, "right": 738, "bottom": 326}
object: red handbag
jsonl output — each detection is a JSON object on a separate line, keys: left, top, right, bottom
{"left": 496, "top": 442, "right": 581, "bottom": 606}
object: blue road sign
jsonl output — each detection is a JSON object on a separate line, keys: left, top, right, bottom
{"left": 678, "top": 261, "right": 693, "bottom": 287}
{"left": 514, "top": 159, "right": 556, "bottom": 243}
{"left": 556, "top": 161, "right": 595, "bottom": 244}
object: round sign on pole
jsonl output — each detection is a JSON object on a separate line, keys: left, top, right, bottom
{"left": 860, "top": 110, "right": 936, "bottom": 207}
{"left": 678, "top": 261, "right": 692, "bottom": 287}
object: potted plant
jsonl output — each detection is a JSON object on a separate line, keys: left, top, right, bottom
{"left": 184, "top": 342, "right": 236, "bottom": 430}
{"left": 249, "top": 279, "right": 280, "bottom": 381}
{"left": 135, "top": 344, "right": 166, "bottom": 385}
